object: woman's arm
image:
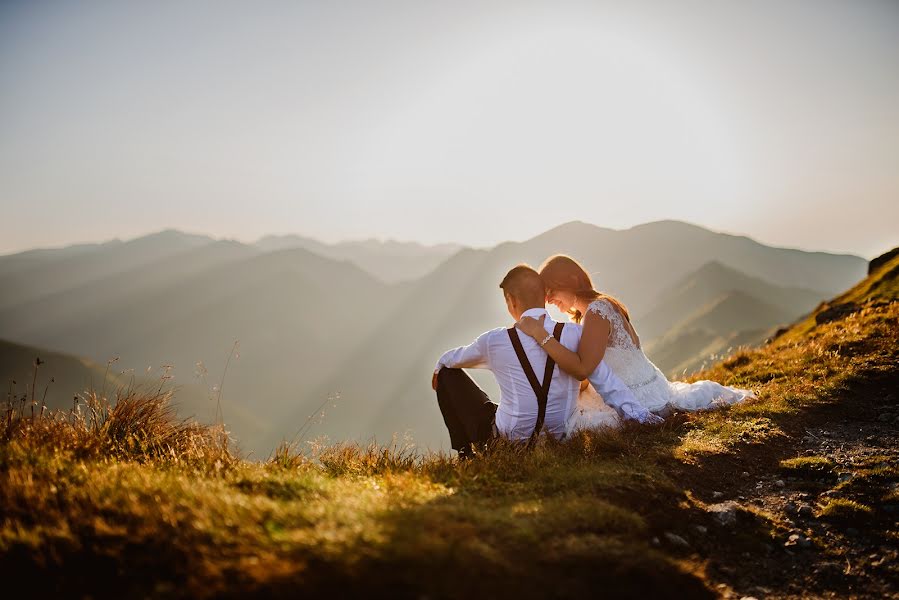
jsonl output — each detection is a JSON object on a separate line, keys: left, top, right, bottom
{"left": 515, "top": 312, "right": 611, "bottom": 380}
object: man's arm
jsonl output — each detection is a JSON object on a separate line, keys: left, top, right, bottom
{"left": 587, "top": 361, "right": 661, "bottom": 423}
{"left": 431, "top": 330, "right": 493, "bottom": 390}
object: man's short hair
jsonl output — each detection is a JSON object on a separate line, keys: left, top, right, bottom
{"left": 499, "top": 264, "right": 545, "bottom": 306}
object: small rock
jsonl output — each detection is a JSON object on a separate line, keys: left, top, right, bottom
{"left": 784, "top": 502, "right": 799, "bottom": 515}
{"left": 708, "top": 502, "right": 739, "bottom": 527}
{"left": 785, "top": 534, "right": 812, "bottom": 549}
{"left": 775, "top": 479, "right": 786, "bottom": 488}
{"left": 741, "top": 471, "right": 750, "bottom": 478}
{"left": 740, "top": 596, "right": 759, "bottom": 600}
{"left": 847, "top": 527, "right": 860, "bottom": 536}
{"left": 712, "top": 491, "right": 724, "bottom": 499}
{"left": 693, "top": 524, "right": 708, "bottom": 535}
{"left": 798, "top": 505, "right": 814, "bottom": 518}
{"left": 664, "top": 532, "right": 690, "bottom": 548}
{"left": 651, "top": 536, "right": 660, "bottom": 547}
{"left": 877, "top": 414, "right": 893, "bottom": 423}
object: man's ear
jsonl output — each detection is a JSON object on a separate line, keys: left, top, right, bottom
{"left": 503, "top": 292, "right": 516, "bottom": 318}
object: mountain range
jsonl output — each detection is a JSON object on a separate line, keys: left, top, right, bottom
{"left": 0, "top": 221, "right": 867, "bottom": 453}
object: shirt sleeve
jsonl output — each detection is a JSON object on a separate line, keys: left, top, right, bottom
{"left": 587, "top": 361, "right": 659, "bottom": 423}
{"left": 434, "top": 330, "right": 493, "bottom": 373}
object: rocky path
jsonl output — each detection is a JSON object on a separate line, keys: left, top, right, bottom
{"left": 674, "top": 374, "right": 899, "bottom": 599}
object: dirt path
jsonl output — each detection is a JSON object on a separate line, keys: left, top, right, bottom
{"left": 669, "top": 373, "right": 899, "bottom": 599}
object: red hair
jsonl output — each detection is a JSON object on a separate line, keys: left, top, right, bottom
{"left": 538, "top": 254, "right": 632, "bottom": 324}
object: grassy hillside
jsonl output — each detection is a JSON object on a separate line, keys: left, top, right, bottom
{"left": 645, "top": 327, "right": 769, "bottom": 379}
{"left": 0, "top": 223, "right": 868, "bottom": 455}
{"left": 2, "top": 249, "right": 896, "bottom": 598}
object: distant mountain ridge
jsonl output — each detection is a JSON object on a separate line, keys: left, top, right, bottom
{"left": 255, "top": 234, "right": 464, "bottom": 282}
{"left": 635, "top": 260, "right": 823, "bottom": 340}
{"left": 0, "top": 221, "right": 868, "bottom": 453}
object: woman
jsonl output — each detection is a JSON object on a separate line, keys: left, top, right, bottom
{"left": 515, "top": 255, "right": 754, "bottom": 422}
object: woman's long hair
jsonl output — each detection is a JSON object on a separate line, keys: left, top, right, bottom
{"left": 538, "top": 254, "right": 632, "bottom": 325}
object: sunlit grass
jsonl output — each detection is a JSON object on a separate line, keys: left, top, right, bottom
{"left": 779, "top": 456, "right": 837, "bottom": 477}
{"left": 1, "top": 252, "right": 897, "bottom": 597}
{"left": 817, "top": 498, "right": 874, "bottom": 520}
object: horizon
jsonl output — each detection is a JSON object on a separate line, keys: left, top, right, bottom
{"left": 2, "top": 2, "right": 897, "bottom": 258}
{"left": 0, "top": 218, "right": 885, "bottom": 260}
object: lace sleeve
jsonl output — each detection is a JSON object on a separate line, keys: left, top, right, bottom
{"left": 587, "top": 298, "right": 628, "bottom": 348}
{"left": 586, "top": 299, "right": 615, "bottom": 322}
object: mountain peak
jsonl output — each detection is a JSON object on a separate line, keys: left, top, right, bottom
{"left": 130, "top": 229, "right": 214, "bottom": 246}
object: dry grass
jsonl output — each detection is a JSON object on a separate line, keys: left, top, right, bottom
{"left": 817, "top": 498, "right": 875, "bottom": 520}
{"left": 779, "top": 456, "right": 837, "bottom": 477}
{"left": 1, "top": 252, "right": 897, "bottom": 598}
{"left": 2, "top": 386, "right": 235, "bottom": 469}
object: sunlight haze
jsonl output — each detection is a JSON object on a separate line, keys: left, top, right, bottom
{"left": 1, "top": 0, "right": 897, "bottom": 257}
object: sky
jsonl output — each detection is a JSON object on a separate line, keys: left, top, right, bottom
{"left": 1, "top": 0, "right": 897, "bottom": 258}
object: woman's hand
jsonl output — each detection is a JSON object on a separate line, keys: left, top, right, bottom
{"left": 515, "top": 314, "right": 547, "bottom": 340}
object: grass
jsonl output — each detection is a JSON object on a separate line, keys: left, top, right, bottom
{"left": 2, "top": 251, "right": 898, "bottom": 598}
{"left": 817, "top": 498, "right": 875, "bottom": 520}
{"left": 779, "top": 456, "right": 837, "bottom": 477}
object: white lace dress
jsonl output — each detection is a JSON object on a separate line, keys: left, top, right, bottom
{"left": 581, "top": 298, "right": 755, "bottom": 416}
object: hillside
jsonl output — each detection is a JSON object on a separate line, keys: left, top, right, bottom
{"left": 0, "top": 337, "right": 266, "bottom": 432}
{"left": 635, "top": 260, "right": 823, "bottom": 342}
{"left": 0, "top": 222, "right": 867, "bottom": 454}
{"left": 2, "top": 249, "right": 895, "bottom": 598}
{"left": 643, "top": 290, "right": 797, "bottom": 376}
{"left": 0, "top": 338, "right": 126, "bottom": 411}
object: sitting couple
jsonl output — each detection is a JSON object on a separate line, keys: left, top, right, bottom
{"left": 431, "top": 255, "right": 754, "bottom": 457}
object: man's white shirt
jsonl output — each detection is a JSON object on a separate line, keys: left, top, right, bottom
{"left": 434, "top": 308, "right": 645, "bottom": 441}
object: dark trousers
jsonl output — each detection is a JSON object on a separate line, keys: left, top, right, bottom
{"left": 435, "top": 368, "right": 497, "bottom": 457}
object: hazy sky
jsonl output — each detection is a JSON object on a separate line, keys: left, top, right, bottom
{"left": 1, "top": 1, "right": 897, "bottom": 257}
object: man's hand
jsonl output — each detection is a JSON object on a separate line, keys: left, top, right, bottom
{"left": 431, "top": 369, "right": 440, "bottom": 391}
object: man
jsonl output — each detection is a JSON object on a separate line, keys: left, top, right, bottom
{"left": 432, "top": 264, "right": 652, "bottom": 457}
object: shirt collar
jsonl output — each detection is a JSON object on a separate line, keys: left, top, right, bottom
{"left": 520, "top": 307, "right": 549, "bottom": 319}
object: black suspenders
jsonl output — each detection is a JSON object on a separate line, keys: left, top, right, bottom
{"left": 507, "top": 321, "right": 565, "bottom": 444}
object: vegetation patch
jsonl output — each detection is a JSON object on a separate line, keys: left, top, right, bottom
{"left": 817, "top": 498, "right": 875, "bottom": 521}
{"left": 779, "top": 456, "right": 837, "bottom": 478}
